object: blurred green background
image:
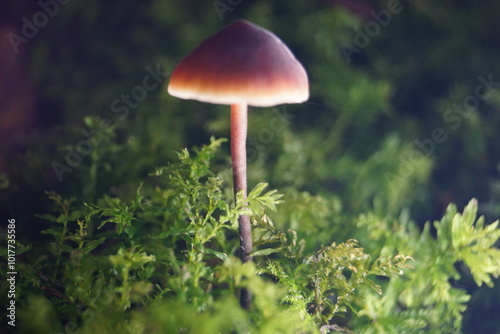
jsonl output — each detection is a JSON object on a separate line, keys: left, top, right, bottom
{"left": 1, "top": 0, "right": 499, "bottom": 332}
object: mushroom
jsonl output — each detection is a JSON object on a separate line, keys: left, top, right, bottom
{"left": 167, "top": 19, "right": 308, "bottom": 308}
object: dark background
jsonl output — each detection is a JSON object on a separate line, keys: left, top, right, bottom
{"left": 1, "top": 0, "right": 499, "bottom": 332}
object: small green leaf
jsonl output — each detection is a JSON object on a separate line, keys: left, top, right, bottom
{"left": 248, "top": 182, "right": 269, "bottom": 198}
{"left": 251, "top": 247, "right": 283, "bottom": 257}
{"left": 82, "top": 237, "right": 106, "bottom": 253}
{"left": 205, "top": 248, "right": 228, "bottom": 261}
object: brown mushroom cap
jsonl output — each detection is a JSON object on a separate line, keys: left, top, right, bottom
{"left": 168, "top": 20, "right": 309, "bottom": 107}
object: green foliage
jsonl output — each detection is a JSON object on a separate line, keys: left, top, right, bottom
{"left": 2, "top": 136, "right": 498, "bottom": 333}
{"left": 264, "top": 240, "right": 411, "bottom": 325}
{"left": 439, "top": 200, "right": 500, "bottom": 287}
{"left": 353, "top": 199, "right": 500, "bottom": 333}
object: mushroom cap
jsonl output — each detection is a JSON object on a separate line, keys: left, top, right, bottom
{"left": 168, "top": 20, "right": 309, "bottom": 107}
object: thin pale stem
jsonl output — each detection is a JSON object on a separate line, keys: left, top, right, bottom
{"left": 231, "top": 103, "right": 252, "bottom": 309}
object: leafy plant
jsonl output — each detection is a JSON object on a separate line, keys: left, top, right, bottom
{"left": 2, "top": 134, "right": 498, "bottom": 333}
{"left": 353, "top": 199, "right": 500, "bottom": 333}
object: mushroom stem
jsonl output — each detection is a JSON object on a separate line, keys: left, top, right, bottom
{"left": 231, "top": 103, "right": 252, "bottom": 262}
{"left": 231, "top": 102, "right": 252, "bottom": 309}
